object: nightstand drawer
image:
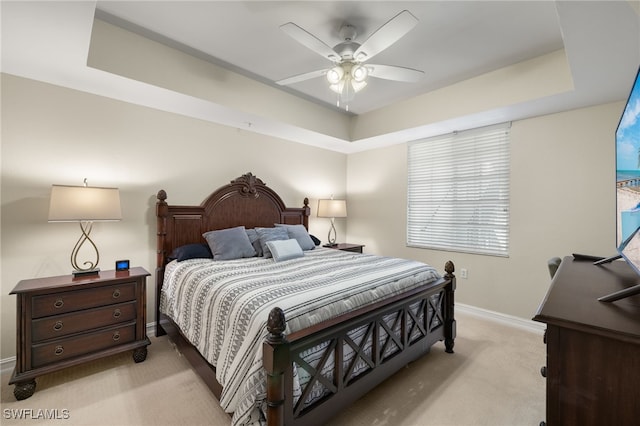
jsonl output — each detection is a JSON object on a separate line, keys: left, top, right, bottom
{"left": 32, "top": 301, "right": 137, "bottom": 342}
{"left": 32, "top": 282, "right": 136, "bottom": 318}
{"left": 31, "top": 323, "right": 136, "bottom": 368}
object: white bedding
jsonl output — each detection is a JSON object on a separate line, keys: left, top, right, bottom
{"left": 159, "top": 247, "right": 441, "bottom": 425}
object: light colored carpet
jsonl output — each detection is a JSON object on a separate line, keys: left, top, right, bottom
{"left": 1, "top": 311, "right": 545, "bottom": 425}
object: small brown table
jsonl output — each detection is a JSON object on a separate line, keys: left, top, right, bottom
{"left": 9, "top": 267, "right": 151, "bottom": 400}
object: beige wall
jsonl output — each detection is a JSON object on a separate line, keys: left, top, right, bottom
{"left": 0, "top": 74, "right": 347, "bottom": 360}
{"left": 347, "top": 101, "right": 620, "bottom": 319}
{"left": 0, "top": 73, "right": 622, "bottom": 361}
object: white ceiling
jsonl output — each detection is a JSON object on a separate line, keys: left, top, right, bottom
{"left": 95, "top": 1, "right": 566, "bottom": 115}
{"left": 2, "top": 1, "right": 640, "bottom": 153}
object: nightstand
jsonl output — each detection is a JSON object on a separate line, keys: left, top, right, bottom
{"left": 9, "top": 267, "right": 151, "bottom": 400}
{"left": 323, "top": 243, "right": 365, "bottom": 253}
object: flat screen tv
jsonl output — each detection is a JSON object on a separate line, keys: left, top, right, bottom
{"left": 601, "top": 65, "right": 640, "bottom": 301}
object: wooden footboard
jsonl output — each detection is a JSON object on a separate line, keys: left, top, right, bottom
{"left": 264, "top": 263, "right": 456, "bottom": 426}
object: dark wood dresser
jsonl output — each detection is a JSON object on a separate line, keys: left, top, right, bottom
{"left": 533, "top": 257, "right": 640, "bottom": 425}
{"left": 9, "top": 267, "right": 151, "bottom": 400}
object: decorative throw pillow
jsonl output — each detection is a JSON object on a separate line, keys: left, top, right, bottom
{"left": 256, "top": 227, "right": 289, "bottom": 258}
{"left": 309, "top": 234, "right": 321, "bottom": 246}
{"left": 203, "top": 226, "right": 256, "bottom": 260}
{"left": 245, "top": 228, "right": 262, "bottom": 257}
{"left": 266, "top": 239, "right": 304, "bottom": 262}
{"left": 274, "top": 224, "right": 316, "bottom": 251}
{"left": 169, "top": 243, "right": 213, "bottom": 262}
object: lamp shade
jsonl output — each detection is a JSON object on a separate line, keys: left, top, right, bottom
{"left": 317, "top": 199, "right": 347, "bottom": 218}
{"left": 48, "top": 185, "right": 122, "bottom": 222}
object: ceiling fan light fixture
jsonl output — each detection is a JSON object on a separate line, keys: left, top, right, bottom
{"left": 326, "top": 66, "right": 344, "bottom": 84}
{"left": 351, "top": 64, "right": 368, "bottom": 83}
{"left": 340, "top": 83, "right": 356, "bottom": 103}
{"left": 329, "top": 80, "right": 345, "bottom": 94}
{"left": 350, "top": 79, "right": 367, "bottom": 93}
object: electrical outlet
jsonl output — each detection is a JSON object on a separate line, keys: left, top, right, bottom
{"left": 460, "top": 268, "right": 468, "bottom": 279}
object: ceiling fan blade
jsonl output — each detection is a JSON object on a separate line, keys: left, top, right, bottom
{"left": 276, "top": 68, "right": 329, "bottom": 86}
{"left": 353, "top": 10, "right": 418, "bottom": 62}
{"left": 366, "top": 64, "right": 424, "bottom": 82}
{"left": 280, "top": 22, "right": 340, "bottom": 62}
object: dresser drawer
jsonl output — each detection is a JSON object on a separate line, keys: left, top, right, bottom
{"left": 32, "top": 282, "right": 136, "bottom": 318}
{"left": 31, "top": 323, "right": 136, "bottom": 368}
{"left": 31, "top": 301, "right": 137, "bottom": 342}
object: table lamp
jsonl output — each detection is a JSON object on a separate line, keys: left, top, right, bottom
{"left": 48, "top": 180, "right": 121, "bottom": 276}
{"left": 317, "top": 198, "right": 347, "bottom": 246}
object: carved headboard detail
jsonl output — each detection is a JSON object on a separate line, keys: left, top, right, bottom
{"left": 156, "top": 172, "right": 310, "bottom": 269}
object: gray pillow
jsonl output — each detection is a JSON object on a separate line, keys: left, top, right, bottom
{"left": 274, "top": 224, "right": 316, "bottom": 251}
{"left": 203, "top": 226, "right": 256, "bottom": 260}
{"left": 266, "top": 239, "right": 304, "bottom": 262}
{"left": 245, "top": 228, "right": 262, "bottom": 257}
{"left": 256, "top": 227, "right": 289, "bottom": 258}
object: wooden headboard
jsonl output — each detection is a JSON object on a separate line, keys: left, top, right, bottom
{"left": 156, "top": 172, "right": 310, "bottom": 269}
{"left": 155, "top": 173, "right": 310, "bottom": 336}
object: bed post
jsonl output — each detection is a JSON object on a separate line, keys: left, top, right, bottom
{"left": 444, "top": 260, "right": 456, "bottom": 353}
{"left": 302, "top": 198, "right": 310, "bottom": 230}
{"left": 263, "top": 307, "right": 289, "bottom": 426}
{"left": 156, "top": 190, "right": 168, "bottom": 337}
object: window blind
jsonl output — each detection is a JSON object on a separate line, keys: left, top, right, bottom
{"left": 407, "top": 123, "right": 510, "bottom": 256}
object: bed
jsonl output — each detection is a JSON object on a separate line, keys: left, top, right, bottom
{"left": 155, "top": 172, "right": 456, "bottom": 426}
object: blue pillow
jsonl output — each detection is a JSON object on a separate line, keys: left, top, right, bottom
{"left": 266, "top": 239, "right": 304, "bottom": 262}
{"left": 274, "top": 224, "right": 316, "bottom": 251}
{"left": 256, "top": 227, "right": 289, "bottom": 258}
{"left": 169, "top": 243, "right": 213, "bottom": 262}
{"left": 245, "top": 228, "right": 262, "bottom": 257}
{"left": 203, "top": 226, "right": 256, "bottom": 260}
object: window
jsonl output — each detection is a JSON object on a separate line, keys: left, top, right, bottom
{"left": 407, "top": 123, "right": 510, "bottom": 256}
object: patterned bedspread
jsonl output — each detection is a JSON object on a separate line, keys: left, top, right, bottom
{"left": 159, "top": 248, "right": 441, "bottom": 426}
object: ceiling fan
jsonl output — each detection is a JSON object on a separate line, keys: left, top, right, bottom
{"left": 276, "top": 10, "right": 424, "bottom": 109}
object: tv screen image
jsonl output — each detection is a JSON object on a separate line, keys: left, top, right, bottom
{"left": 608, "top": 65, "right": 640, "bottom": 301}
{"left": 616, "top": 67, "right": 640, "bottom": 248}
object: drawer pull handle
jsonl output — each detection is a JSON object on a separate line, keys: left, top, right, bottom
{"left": 54, "top": 346, "right": 64, "bottom": 356}
{"left": 53, "top": 321, "right": 64, "bottom": 331}
{"left": 53, "top": 299, "right": 64, "bottom": 309}
{"left": 540, "top": 366, "right": 547, "bottom": 378}
{"left": 112, "top": 331, "right": 120, "bottom": 341}
{"left": 112, "top": 289, "right": 121, "bottom": 299}
{"left": 113, "top": 309, "right": 122, "bottom": 319}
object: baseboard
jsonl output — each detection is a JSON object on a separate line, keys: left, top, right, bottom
{"left": 1, "top": 322, "right": 159, "bottom": 375}
{"left": 1, "top": 355, "right": 16, "bottom": 375}
{"left": 456, "top": 303, "right": 546, "bottom": 334}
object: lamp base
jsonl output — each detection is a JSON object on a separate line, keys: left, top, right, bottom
{"left": 72, "top": 268, "right": 100, "bottom": 278}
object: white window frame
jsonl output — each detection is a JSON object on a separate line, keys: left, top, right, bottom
{"left": 407, "top": 123, "right": 510, "bottom": 256}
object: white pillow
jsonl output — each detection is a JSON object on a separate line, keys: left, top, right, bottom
{"left": 266, "top": 239, "right": 304, "bottom": 262}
